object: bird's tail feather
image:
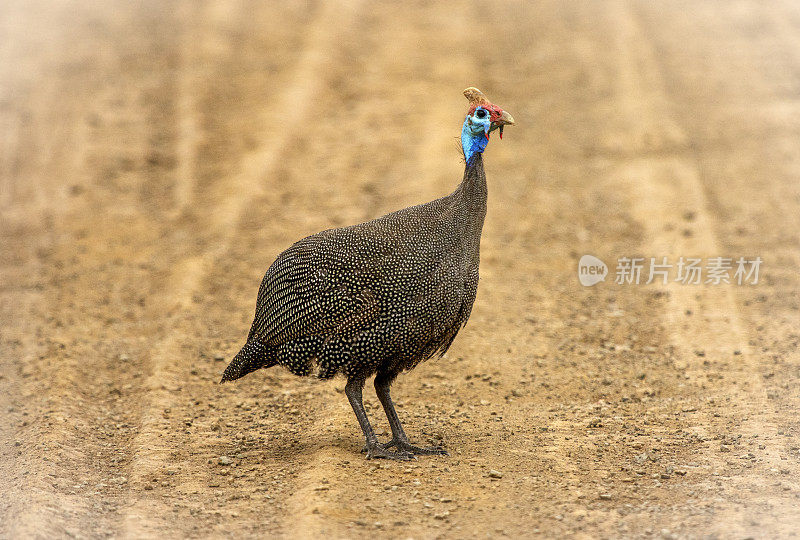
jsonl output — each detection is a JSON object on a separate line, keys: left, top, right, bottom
{"left": 220, "top": 340, "right": 275, "bottom": 383}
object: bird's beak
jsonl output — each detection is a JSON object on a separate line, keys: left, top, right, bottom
{"left": 491, "top": 110, "right": 515, "bottom": 139}
{"left": 498, "top": 110, "right": 515, "bottom": 126}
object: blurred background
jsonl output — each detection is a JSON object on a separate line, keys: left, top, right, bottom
{"left": 1, "top": 1, "right": 798, "bottom": 538}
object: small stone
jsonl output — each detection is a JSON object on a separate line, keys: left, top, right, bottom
{"left": 433, "top": 511, "right": 450, "bottom": 520}
{"left": 598, "top": 493, "right": 612, "bottom": 500}
{"left": 487, "top": 469, "right": 503, "bottom": 479}
{"left": 218, "top": 456, "right": 233, "bottom": 466}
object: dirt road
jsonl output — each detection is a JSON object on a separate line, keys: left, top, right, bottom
{"left": 2, "top": 0, "right": 799, "bottom": 537}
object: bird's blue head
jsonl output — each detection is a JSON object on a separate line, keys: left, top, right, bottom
{"left": 461, "top": 87, "right": 515, "bottom": 165}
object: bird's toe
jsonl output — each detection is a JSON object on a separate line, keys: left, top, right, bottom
{"left": 404, "top": 444, "right": 448, "bottom": 456}
{"left": 365, "top": 444, "right": 416, "bottom": 461}
{"left": 387, "top": 439, "right": 448, "bottom": 456}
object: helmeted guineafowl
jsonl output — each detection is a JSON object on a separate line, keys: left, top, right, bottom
{"left": 222, "top": 87, "right": 514, "bottom": 460}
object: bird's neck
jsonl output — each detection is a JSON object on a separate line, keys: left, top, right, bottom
{"left": 453, "top": 153, "right": 487, "bottom": 251}
{"left": 458, "top": 152, "right": 487, "bottom": 204}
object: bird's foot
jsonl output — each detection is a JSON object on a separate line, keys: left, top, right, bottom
{"left": 383, "top": 438, "right": 449, "bottom": 456}
{"left": 364, "top": 442, "right": 415, "bottom": 461}
{"left": 361, "top": 439, "right": 447, "bottom": 457}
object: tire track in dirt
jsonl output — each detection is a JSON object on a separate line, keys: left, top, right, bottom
{"left": 0, "top": 4, "right": 117, "bottom": 534}
{"left": 603, "top": 1, "right": 798, "bottom": 534}
{"left": 120, "top": 2, "right": 364, "bottom": 535}
{"left": 0, "top": 239, "right": 51, "bottom": 537}
{"left": 0, "top": 106, "right": 21, "bottom": 210}
{"left": 170, "top": 0, "right": 200, "bottom": 219}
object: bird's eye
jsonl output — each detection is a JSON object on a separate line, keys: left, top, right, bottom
{"left": 475, "top": 109, "right": 487, "bottom": 119}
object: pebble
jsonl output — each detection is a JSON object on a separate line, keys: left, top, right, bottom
{"left": 218, "top": 456, "right": 233, "bottom": 466}
{"left": 487, "top": 470, "right": 503, "bottom": 479}
{"left": 598, "top": 493, "right": 612, "bottom": 500}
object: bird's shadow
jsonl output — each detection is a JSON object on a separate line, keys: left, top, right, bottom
{"left": 232, "top": 431, "right": 360, "bottom": 465}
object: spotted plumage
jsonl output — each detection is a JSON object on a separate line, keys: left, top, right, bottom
{"left": 222, "top": 88, "right": 514, "bottom": 460}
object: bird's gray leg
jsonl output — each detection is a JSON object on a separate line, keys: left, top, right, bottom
{"left": 374, "top": 373, "right": 448, "bottom": 456}
{"left": 345, "top": 377, "right": 413, "bottom": 461}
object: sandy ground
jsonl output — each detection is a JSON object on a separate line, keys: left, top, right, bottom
{"left": 2, "top": 0, "right": 799, "bottom": 538}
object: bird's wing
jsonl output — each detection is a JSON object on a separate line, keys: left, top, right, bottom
{"left": 247, "top": 231, "right": 383, "bottom": 346}
{"left": 247, "top": 196, "right": 456, "bottom": 347}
